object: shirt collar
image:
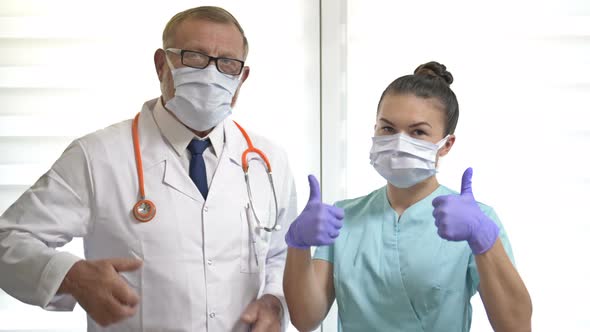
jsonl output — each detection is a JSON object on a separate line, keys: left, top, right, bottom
{"left": 153, "top": 97, "right": 225, "bottom": 157}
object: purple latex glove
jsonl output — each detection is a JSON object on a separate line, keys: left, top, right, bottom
{"left": 432, "top": 168, "right": 499, "bottom": 255}
{"left": 285, "top": 175, "right": 345, "bottom": 249}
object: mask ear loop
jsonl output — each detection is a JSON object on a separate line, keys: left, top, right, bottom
{"left": 436, "top": 135, "right": 451, "bottom": 150}
{"left": 165, "top": 54, "right": 176, "bottom": 71}
{"left": 434, "top": 135, "right": 451, "bottom": 170}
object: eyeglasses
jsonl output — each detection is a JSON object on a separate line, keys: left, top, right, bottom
{"left": 165, "top": 48, "right": 245, "bottom": 76}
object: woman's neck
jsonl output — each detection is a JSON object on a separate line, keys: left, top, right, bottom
{"left": 386, "top": 176, "right": 440, "bottom": 216}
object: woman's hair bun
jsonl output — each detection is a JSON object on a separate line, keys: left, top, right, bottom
{"left": 414, "top": 61, "right": 453, "bottom": 85}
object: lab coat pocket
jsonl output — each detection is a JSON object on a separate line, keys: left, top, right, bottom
{"left": 119, "top": 250, "right": 142, "bottom": 289}
{"left": 114, "top": 251, "right": 142, "bottom": 330}
{"left": 240, "top": 204, "right": 271, "bottom": 274}
{"left": 241, "top": 206, "right": 257, "bottom": 274}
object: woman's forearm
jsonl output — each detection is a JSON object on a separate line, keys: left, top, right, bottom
{"left": 476, "top": 239, "right": 532, "bottom": 332}
{"left": 283, "top": 247, "right": 335, "bottom": 331}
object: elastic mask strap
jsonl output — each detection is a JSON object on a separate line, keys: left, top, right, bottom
{"left": 436, "top": 135, "right": 450, "bottom": 149}
{"left": 165, "top": 53, "right": 176, "bottom": 71}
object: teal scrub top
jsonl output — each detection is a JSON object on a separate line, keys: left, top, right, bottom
{"left": 314, "top": 185, "right": 514, "bottom": 332}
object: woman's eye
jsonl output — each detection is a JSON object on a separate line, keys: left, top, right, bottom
{"left": 381, "top": 126, "right": 395, "bottom": 133}
{"left": 413, "top": 129, "right": 427, "bottom": 136}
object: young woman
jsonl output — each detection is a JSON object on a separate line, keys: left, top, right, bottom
{"left": 283, "top": 62, "right": 532, "bottom": 332}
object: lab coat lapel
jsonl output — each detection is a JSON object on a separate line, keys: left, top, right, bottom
{"left": 224, "top": 118, "right": 248, "bottom": 169}
{"left": 163, "top": 159, "right": 203, "bottom": 202}
{"left": 137, "top": 104, "right": 203, "bottom": 203}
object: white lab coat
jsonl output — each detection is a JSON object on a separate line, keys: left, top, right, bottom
{"left": 0, "top": 98, "right": 297, "bottom": 332}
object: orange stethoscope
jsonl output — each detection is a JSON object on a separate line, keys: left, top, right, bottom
{"left": 131, "top": 113, "right": 280, "bottom": 232}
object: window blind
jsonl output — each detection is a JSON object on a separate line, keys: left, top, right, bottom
{"left": 0, "top": 1, "right": 320, "bottom": 331}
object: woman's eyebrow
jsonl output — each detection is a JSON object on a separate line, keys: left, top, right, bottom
{"left": 409, "top": 121, "right": 432, "bottom": 128}
{"left": 378, "top": 118, "right": 396, "bottom": 127}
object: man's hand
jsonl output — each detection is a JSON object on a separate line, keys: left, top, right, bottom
{"left": 58, "top": 258, "right": 143, "bottom": 327}
{"left": 240, "top": 294, "right": 282, "bottom": 332}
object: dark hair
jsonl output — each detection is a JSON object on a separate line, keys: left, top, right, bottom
{"left": 377, "top": 61, "right": 459, "bottom": 135}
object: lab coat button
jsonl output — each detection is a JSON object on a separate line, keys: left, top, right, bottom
{"left": 204, "top": 206, "right": 209, "bottom": 212}
{"left": 209, "top": 312, "right": 216, "bottom": 318}
{"left": 207, "top": 259, "right": 213, "bottom": 266}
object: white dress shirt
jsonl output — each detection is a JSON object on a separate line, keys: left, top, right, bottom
{"left": 153, "top": 98, "right": 224, "bottom": 191}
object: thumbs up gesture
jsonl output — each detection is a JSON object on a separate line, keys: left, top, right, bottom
{"left": 432, "top": 168, "right": 499, "bottom": 255}
{"left": 285, "top": 175, "right": 345, "bottom": 249}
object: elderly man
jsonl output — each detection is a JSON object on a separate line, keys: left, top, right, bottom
{"left": 0, "top": 6, "right": 296, "bottom": 332}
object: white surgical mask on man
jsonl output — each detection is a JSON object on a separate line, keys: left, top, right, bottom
{"left": 165, "top": 63, "right": 241, "bottom": 131}
{"left": 369, "top": 133, "right": 449, "bottom": 188}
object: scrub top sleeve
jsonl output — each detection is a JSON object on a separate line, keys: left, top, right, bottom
{"left": 468, "top": 206, "right": 516, "bottom": 296}
{"left": 313, "top": 243, "right": 335, "bottom": 263}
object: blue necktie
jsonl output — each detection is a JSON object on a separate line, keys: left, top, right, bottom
{"left": 188, "top": 139, "right": 211, "bottom": 200}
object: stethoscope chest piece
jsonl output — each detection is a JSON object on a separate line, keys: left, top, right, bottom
{"left": 133, "top": 199, "right": 156, "bottom": 222}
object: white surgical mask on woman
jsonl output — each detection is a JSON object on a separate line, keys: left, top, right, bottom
{"left": 165, "top": 64, "right": 241, "bottom": 131}
{"left": 369, "top": 133, "right": 449, "bottom": 188}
